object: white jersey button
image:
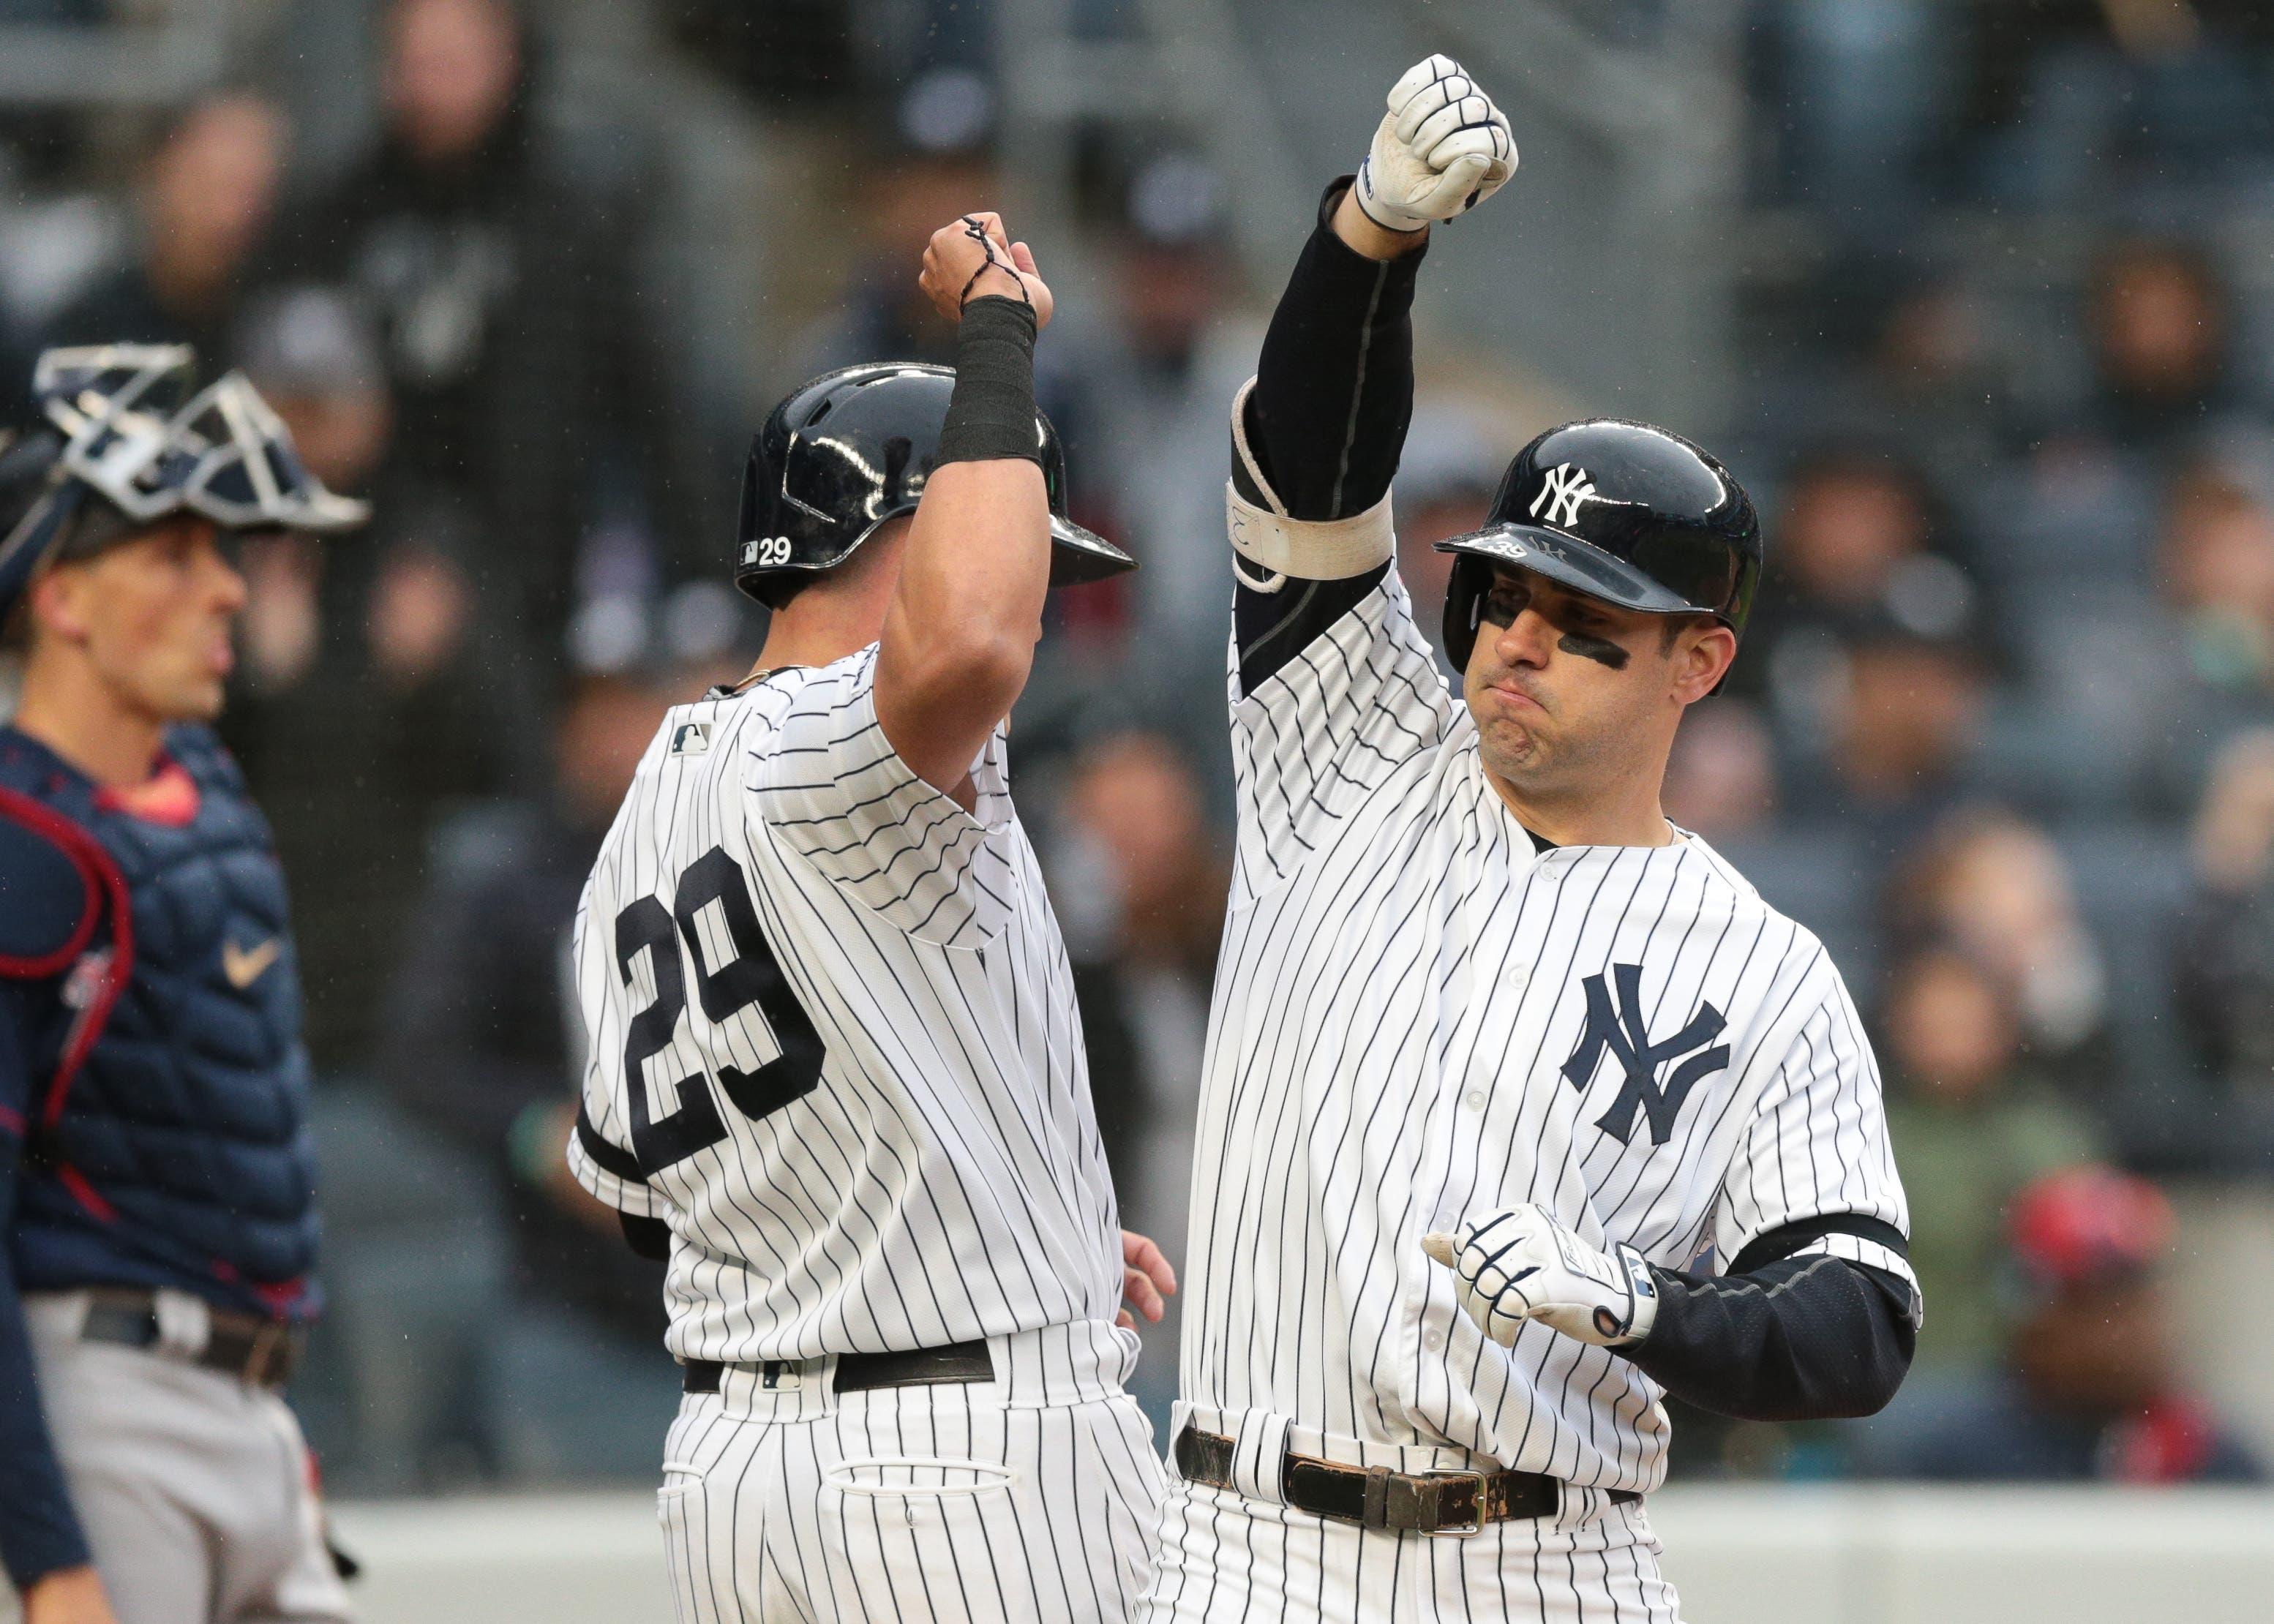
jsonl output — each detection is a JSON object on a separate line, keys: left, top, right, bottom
{"left": 1466, "top": 1091, "right": 1487, "bottom": 1111}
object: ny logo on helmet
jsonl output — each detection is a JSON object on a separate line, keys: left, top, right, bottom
{"left": 1530, "top": 463, "right": 1597, "bottom": 530}
{"left": 1561, "top": 963, "right": 1731, "bottom": 1147}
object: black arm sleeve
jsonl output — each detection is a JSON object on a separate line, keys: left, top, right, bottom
{"left": 0, "top": 982, "right": 93, "bottom": 1590}
{"left": 1621, "top": 1222, "right": 1920, "bottom": 1423}
{"left": 1233, "top": 179, "right": 1427, "bottom": 692}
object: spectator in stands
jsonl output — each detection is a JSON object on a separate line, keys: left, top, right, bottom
{"left": 1663, "top": 700, "right": 1779, "bottom": 843}
{"left": 2168, "top": 726, "right": 2274, "bottom": 1176}
{"left": 1880, "top": 943, "right": 2101, "bottom": 1377}
{"left": 1394, "top": 402, "right": 1503, "bottom": 659}
{"left": 2117, "top": 453, "right": 2274, "bottom": 806}
{"left": 378, "top": 606, "right": 740, "bottom": 1478}
{"left": 261, "top": 0, "right": 681, "bottom": 672}
{"left": 794, "top": 68, "right": 1002, "bottom": 380}
{"left": 1861, "top": 1167, "right": 2263, "bottom": 1484}
{"left": 1782, "top": 603, "right": 1990, "bottom": 854}
{"left": 1887, "top": 807, "right": 2117, "bottom": 1101}
{"left": 2158, "top": 458, "right": 2274, "bottom": 693}
{"left": 1048, "top": 729, "right": 1227, "bottom": 1425}
{"left": 2081, "top": 240, "right": 2240, "bottom": 457}
{"left": 1097, "top": 154, "right": 1258, "bottom": 710}
{"left": 29, "top": 94, "right": 284, "bottom": 391}
{"left": 1741, "top": 448, "right": 1976, "bottom": 712}
{"left": 222, "top": 289, "right": 513, "bottom": 1073}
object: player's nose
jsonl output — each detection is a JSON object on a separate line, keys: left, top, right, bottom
{"left": 1493, "top": 606, "right": 1557, "bottom": 669}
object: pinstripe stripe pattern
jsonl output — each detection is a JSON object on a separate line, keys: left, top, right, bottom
{"left": 1141, "top": 1476, "right": 1682, "bottom": 1623}
{"left": 658, "top": 1342, "right": 1165, "bottom": 1623}
{"left": 1163, "top": 560, "right": 1908, "bottom": 1570}
{"left": 566, "top": 645, "right": 1124, "bottom": 1366}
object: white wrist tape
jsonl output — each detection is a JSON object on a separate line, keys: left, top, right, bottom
{"left": 1224, "top": 377, "right": 1397, "bottom": 583}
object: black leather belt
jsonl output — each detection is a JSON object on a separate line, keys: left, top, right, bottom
{"left": 1173, "top": 1424, "right": 1637, "bottom": 1536}
{"left": 683, "top": 1339, "right": 995, "bottom": 1396}
{"left": 78, "top": 1292, "right": 301, "bottom": 1388}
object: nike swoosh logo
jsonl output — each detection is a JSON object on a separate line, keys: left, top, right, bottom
{"left": 222, "top": 937, "right": 282, "bottom": 990}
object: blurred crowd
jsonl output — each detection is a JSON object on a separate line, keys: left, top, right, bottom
{"left": 3, "top": 0, "right": 2273, "bottom": 1493}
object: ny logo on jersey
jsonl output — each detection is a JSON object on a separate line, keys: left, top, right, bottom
{"left": 1529, "top": 463, "right": 1598, "bottom": 530}
{"left": 1561, "top": 962, "right": 1731, "bottom": 1147}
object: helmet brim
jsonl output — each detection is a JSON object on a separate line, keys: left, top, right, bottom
{"left": 1434, "top": 524, "right": 1708, "bottom": 618}
{"left": 1048, "top": 514, "right": 1136, "bottom": 584}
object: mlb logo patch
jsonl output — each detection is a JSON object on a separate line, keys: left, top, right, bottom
{"left": 671, "top": 722, "right": 712, "bottom": 757}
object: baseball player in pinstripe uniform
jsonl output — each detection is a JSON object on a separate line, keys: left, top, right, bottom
{"left": 567, "top": 216, "right": 1174, "bottom": 1622}
{"left": 1138, "top": 60, "right": 1922, "bottom": 1622}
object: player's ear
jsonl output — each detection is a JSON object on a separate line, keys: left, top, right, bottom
{"left": 1669, "top": 620, "right": 1735, "bottom": 704}
{"left": 26, "top": 560, "right": 91, "bottom": 644}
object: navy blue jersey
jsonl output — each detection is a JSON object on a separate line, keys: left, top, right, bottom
{"left": 0, "top": 723, "right": 321, "bottom": 1590}
{"left": 0, "top": 724, "right": 321, "bottom": 1315}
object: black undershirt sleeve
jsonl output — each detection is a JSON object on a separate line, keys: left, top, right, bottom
{"left": 1233, "top": 179, "right": 1427, "bottom": 693}
{"left": 1620, "top": 1219, "right": 1920, "bottom": 1423}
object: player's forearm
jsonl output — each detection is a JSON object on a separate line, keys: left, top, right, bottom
{"left": 1622, "top": 1255, "right": 1916, "bottom": 1423}
{"left": 877, "top": 297, "right": 1049, "bottom": 787}
{"left": 1244, "top": 180, "right": 1427, "bottom": 524}
{"left": 0, "top": 1189, "right": 93, "bottom": 1589}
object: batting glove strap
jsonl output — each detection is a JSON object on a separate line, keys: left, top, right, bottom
{"left": 1353, "top": 55, "right": 1516, "bottom": 233}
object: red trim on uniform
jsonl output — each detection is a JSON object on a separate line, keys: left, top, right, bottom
{"left": 54, "top": 1165, "right": 117, "bottom": 1223}
{"left": 0, "top": 784, "right": 137, "bottom": 1223}
{"left": 42, "top": 834, "right": 132, "bottom": 1133}
{"left": 0, "top": 786, "right": 102, "bottom": 980}
{"left": 0, "top": 1103, "right": 24, "bottom": 1137}
{"left": 93, "top": 758, "right": 200, "bottom": 828}
{"left": 252, "top": 1277, "right": 307, "bottom": 1315}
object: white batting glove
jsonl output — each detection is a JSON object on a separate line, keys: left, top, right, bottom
{"left": 1422, "top": 1204, "right": 1659, "bottom": 1350}
{"left": 1353, "top": 55, "right": 1516, "bottom": 233}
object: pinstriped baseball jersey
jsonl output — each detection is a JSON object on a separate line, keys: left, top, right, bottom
{"left": 566, "top": 646, "right": 1125, "bottom": 1366}
{"left": 1179, "top": 564, "right": 1913, "bottom": 1494}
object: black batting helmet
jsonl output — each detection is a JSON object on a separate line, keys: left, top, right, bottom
{"left": 1436, "top": 418, "right": 1760, "bottom": 674}
{"left": 734, "top": 362, "right": 1134, "bottom": 607}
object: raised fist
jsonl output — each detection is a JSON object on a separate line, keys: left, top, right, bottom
{"left": 1354, "top": 55, "right": 1516, "bottom": 233}
{"left": 919, "top": 212, "right": 1054, "bottom": 330}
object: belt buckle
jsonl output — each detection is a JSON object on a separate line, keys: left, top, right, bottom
{"left": 1384, "top": 1469, "right": 1488, "bottom": 1538}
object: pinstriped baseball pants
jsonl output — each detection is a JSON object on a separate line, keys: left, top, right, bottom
{"left": 655, "top": 1328, "right": 1166, "bottom": 1623}
{"left": 1136, "top": 1476, "right": 1682, "bottom": 1624}
{"left": 1134, "top": 1406, "right": 1680, "bottom": 1623}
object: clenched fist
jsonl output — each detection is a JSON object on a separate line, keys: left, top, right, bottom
{"left": 919, "top": 212, "right": 1054, "bottom": 330}
{"left": 1354, "top": 55, "right": 1516, "bottom": 233}
{"left": 1422, "top": 1203, "right": 1659, "bottom": 1350}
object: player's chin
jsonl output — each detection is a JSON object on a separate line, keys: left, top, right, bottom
{"left": 1476, "top": 715, "right": 1545, "bottom": 773}
{"left": 153, "top": 671, "right": 228, "bottom": 723}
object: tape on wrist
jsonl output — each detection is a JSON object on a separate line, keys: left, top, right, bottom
{"left": 938, "top": 297, "right": 1042, "bottom": 467}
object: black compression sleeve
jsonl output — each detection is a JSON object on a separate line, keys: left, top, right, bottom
{"left": 937, "top": 296, "right": 1041, "bottom": 466}
{"left": 1232, "top": 180, "right": 1426, "bottom": 693}
{"left": 1242, "top": 178, "right": 1427, "bottom": 521}
{"left": 1623, "top": 1249, "right": 1918, "bottom": 1423}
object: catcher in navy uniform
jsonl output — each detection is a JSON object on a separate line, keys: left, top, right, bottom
{"left": 0, "top": 347, "right": 364, "bottom": 1624}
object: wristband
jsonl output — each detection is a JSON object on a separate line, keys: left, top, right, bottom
{"left": 937, "top": 297, "right": 1042, "bottom": 467}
